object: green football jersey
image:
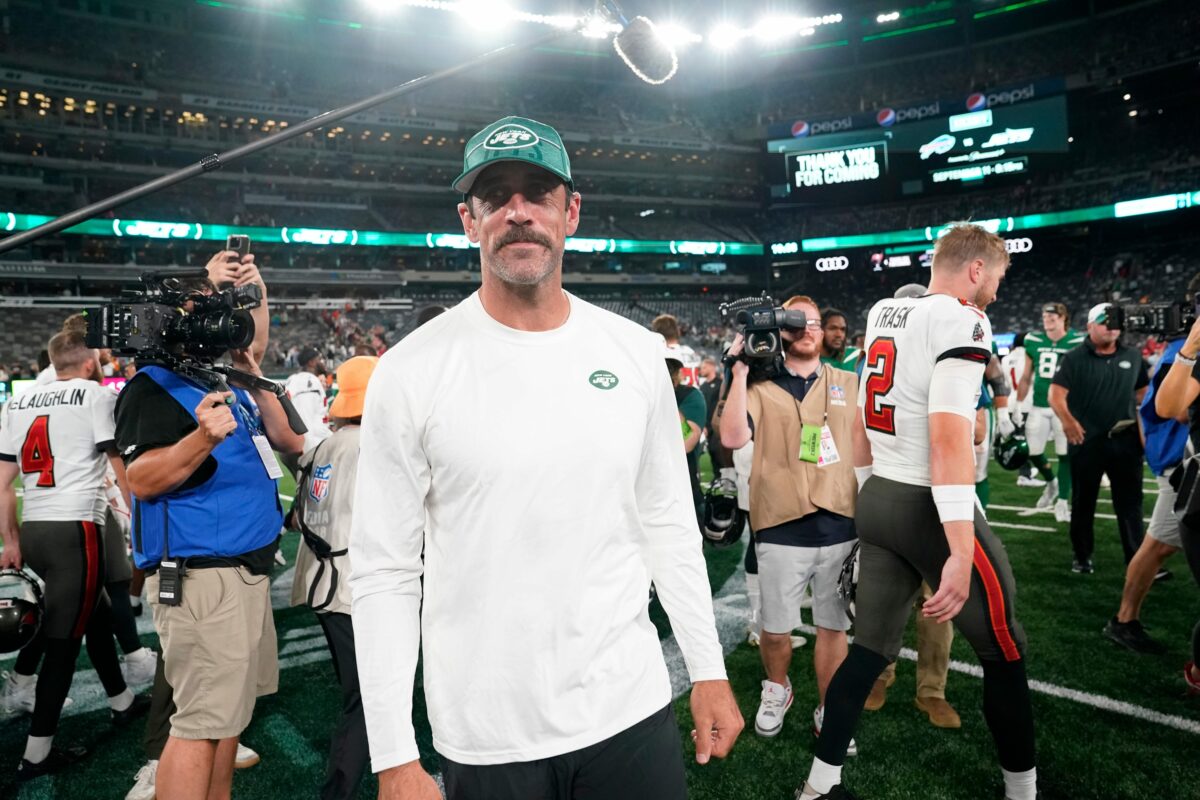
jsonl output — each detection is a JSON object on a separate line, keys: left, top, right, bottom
{"left": 1023, "top": 328, "right": 1086, "bottom": 406}
{"left": 821, "top": 346, "right": 863, "bottom": 372}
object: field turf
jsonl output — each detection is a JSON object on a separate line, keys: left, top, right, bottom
{"left": 1, "top": 454, "right": 1197, "bottom": 799}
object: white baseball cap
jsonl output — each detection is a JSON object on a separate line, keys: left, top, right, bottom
{"left": 1087, "top": 303, "right": 1114, "bottom": 325}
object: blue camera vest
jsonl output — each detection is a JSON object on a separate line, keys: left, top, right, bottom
{"left": 131, "top": 365, "right": 284, "bottom": 569}
{"left": 1140, "top": 338, "right": 1189, "bottom": 476}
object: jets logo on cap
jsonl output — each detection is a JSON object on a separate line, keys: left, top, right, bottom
{"left": 485, "top": 125, "right": 539, "bottom": 150}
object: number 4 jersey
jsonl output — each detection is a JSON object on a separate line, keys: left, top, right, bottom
{"left": 860, "top": 294, "right": 993, "bottom": 486}
{"left": 0, "top": 378, "right": 116, "bottom": 523}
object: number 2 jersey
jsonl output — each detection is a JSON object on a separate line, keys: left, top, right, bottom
{"left": 0, "top": 378, "right": 116, "bottom": 523}
{"left": 859, "top": 293, "right": 993, "bottom": 487}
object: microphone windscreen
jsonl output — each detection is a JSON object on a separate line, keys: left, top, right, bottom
{"left": 613, "top": 16, "right": 678, "bottom": 85}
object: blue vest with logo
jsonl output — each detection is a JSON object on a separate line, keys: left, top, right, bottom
{"left": 1139, "top": 337, "right": 1189, "bottom": 476}
{"left": 131, "top": 365, "right": 284, "bottom": 569}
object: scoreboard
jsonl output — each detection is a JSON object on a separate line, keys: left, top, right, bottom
{"left": 768, "top": 96, "right": 1069, "bottom": 203}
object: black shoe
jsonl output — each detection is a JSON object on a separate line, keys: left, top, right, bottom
{"left": 1103, "top": 617, "right": 1168, "bottom": 655}
{"left": 1153, "top": 568, "right": 1172, "bottom": 582}
{"left": 795, "top": 786, "right": 860, "bottom": 800}
{"left": 1071, "top": 559, "right": 1094, "bottom": 574}
{"left": 16, "top": 745, "right": 88, "bottom": 782}
{"left": 111, "top": 693, "right": 151, "bottom": 726}
{"left": 130, "top": 601, "right": 143, "bottom": 617}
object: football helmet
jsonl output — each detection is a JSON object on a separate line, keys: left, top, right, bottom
{"left": 0, "top": 569, "right": 43, "bottom": 654}
{"left": 836, "top": 542, "right": 860, "bottom": 623}
{"left": 993, "top": 425, "right": 1030, "bottom": 470}
{"left": 701, "top": 477, "right": 746, "bottom": 548}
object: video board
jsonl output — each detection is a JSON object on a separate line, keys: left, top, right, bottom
{"left": 768, "top": 96, "right": 1068, "bottom": 203}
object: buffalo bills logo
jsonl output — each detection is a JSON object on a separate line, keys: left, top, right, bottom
{"left": 791, "top": 120, "right": 811, "bottom": 138}
{"left": 876, "top": 108, "right": 897, "bottom": 127}
{"left": 966, "top": 93, "right": 988, "bottom": 111}
{"left": 309, "top": 464, "right": 333, "bottom": 503}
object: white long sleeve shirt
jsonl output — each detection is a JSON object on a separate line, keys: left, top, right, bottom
{"left": 349, "top": 291, "right": 726, "bottom": 771}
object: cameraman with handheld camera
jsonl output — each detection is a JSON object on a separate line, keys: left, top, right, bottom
{"left": 715, "top": 294, "right": 860, "bottom": 743}
{"left": 93, "top": 246, "right": 304, "bottom": 800}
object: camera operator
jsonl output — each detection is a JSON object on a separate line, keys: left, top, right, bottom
{"left": 113, "top": 271, "right": 303, "bottom": 800}
{"left": 1147, "top": 293, "right": 1200, "bottom": 689}
{"left": 1048, "top": 303, "right": 1149, "bottom": 574}
{"left": 717, "top": 295, "right": 859, "bottom": 744}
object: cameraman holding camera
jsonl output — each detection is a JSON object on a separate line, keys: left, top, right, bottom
{"left": 1048, "top": 303, "right": 1149, "bottom": 574}
{"left": 717, "top": 295, "right": 860, "bottom": 745}
{"left": 113, "top": 265, "right": 303, "bottom": 800}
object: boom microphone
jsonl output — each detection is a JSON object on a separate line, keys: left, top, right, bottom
{"left": 0, "top": 4, "right": 679, "bottom": 254}
{"left": 602, "top": 1, "right": 679, "bottom": 85}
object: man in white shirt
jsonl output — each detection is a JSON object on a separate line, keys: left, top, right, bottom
{"left": 350, "top": 116, "right": 742, "bottom": 800}
{"left": 284, "top": 347, "right": 332, "bottom": 454}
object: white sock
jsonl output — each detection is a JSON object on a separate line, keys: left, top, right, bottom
{"left": 129, "top": 595, "right": 142, "bottom": 609}
{"left": 746, "top": 573, "right": 761, "bottom": 633}
{"left": 1002, "top": 767, "right": 1037, "bottom": 800}
{"left": 24, "top": 734, "right": 53, "bottom": 764}
{"left": 109, "top": 688, "right": 134, "bottom": 712}
{"left": 804, "top": 756, "right": 842, "bottom": 796}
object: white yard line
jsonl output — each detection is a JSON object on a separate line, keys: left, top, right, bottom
{"left": 989, "top": 503, "right": 1116, "bottom": 521}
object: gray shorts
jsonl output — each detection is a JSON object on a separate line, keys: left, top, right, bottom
{"left": 853, "top": 476, "right": 1027, "bottom": 663}
{"left": 1147, "top": 474, "right": 1182, "bottom": 548}
{"left": 757, "top": 539, "right": 855, "bottom": 633}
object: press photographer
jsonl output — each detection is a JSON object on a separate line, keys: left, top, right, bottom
{"left": 90, "top": 253, "right": 304, "bottom": 800}
{"left": 715, "top": 294, "right": 861, "bottom": 743}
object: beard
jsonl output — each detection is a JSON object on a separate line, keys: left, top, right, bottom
{"left": 487, "top": 228, "right": 560, "bottom": 286}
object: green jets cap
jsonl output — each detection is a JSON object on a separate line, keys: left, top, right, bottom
{"left": 452, "top": 116, "right": 573, "bottom": 195}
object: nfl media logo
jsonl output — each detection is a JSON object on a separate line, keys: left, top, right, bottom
{"left": 830, "top": 385, "right": 845, "bottom": 402}
{"left": 876, "top": 107, "right": 897, "bottom": 127}
{"left": 310, "top": 464, "right": 333, "bottom": 503}
{"left": 791, "top": 120, "right": 811, "bottom": 138}
{"left": 966, "top": 92, "right": 988, "bottom": 111}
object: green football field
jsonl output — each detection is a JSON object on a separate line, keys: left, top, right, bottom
{"left": 1, "top": 455, "right": 1197, "bottom": 800}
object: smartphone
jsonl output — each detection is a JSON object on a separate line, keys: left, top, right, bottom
{"left": 226, "top": 234, "right": 251, "bottom": 258}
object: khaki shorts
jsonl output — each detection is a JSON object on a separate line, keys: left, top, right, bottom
{"left": 757, "top": 539, "right": 855, "bottom": 633}
{"left": 148, "top": 566, "right": 278, "bottom": 740}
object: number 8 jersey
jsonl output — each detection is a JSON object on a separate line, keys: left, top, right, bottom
{"left": 859, "top": 294, "right": 993, "bottom": 487}
{"left": 0, "top": 378, "right": 116, "bottom": 524}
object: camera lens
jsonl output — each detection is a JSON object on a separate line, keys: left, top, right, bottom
{"left": 166, "top": 309, "right": 255, "bottom": 353}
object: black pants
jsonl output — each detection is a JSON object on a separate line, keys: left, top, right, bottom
{"left": 144, "top": 650, "right": 173, "bottom": 760}
{"left": 317, "top": 612, "right": 369, "bottom": 800}
{"left": 442, "top": 704, "right": 687, "bottom": 800}
{"left": 1068, "top": 432, "right": 1145, "bottom": 564}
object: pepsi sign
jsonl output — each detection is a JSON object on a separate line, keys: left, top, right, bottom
{"left": 790, "top": 117, "right": 854, "bottom": 138}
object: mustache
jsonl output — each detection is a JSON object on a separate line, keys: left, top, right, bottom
{"left": 495, "top": 228, "right": 553, "bottom": 252}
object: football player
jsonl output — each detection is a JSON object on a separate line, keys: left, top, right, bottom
{"left": 1017, "top": 303, "right": 1085, "bottom": 521}
{"left": 0, "top": 326, "right": 149, "bottom": 781}
{"left": 796, "top": 223, "right": 1036, "bottom": 800}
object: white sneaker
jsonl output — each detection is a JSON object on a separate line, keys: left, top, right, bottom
{"left": 125, "top": 759, "right": 157, "bottom": 800}
{"left": 790, "top": 634, "right": 808, "bottom": 649}
{"left": 1054, "top": 499, "right": 1071, "bottom": 523}
{"left": 2, "top": 671, "right": 37, "bottom": 714}
{"left": 1101, "top": 473, "right": 1111, "bottom": 488}
{"left": 754, "top": 680, "right": 793, "bottom": 737}
{"left": 235, "top": 743, "right": 261, "bottom": 769}
{"left": 813, "top": 704, "right": 858, "bottom": 756}
{"left": 747, "top": 628, "right": 761, "bottom": 647}
{"left": 1016, "top": 475, "right": 1046, "bottom": 488}
{"left": 1036, "top": 478, "right": 1058, "bottom": 509}
{"left": 121, "top": 647, "right": 158, "bottom": 686}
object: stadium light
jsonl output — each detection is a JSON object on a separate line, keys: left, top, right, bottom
{"left": 457, "top": 0, "right": 513, "bottom": 29}
{"left": 708, "top": 22, "right": 741, "bottom": 50}
{"left": 360, "top": 0, "right": 404, "bottom": 12}
{"left": 1128, "top": 109, "right": 1138, "bottom": 117}
{"left": 876, "top": 11, "right": 900, "bottom": 23}
{"left": 654, "top": 22, "right": 702, "bottom": 47}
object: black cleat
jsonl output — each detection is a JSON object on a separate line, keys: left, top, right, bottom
{"left": 1071, "top": 559, "right": 1094, "bottom": 574}
{"left": 111, "top": 693, "right": 152, "bottom": 726}
{"left": 16, "top": 745, "right": 88, "bottom": 782}
{"left": 1104, "top": 617, "right": 1168, "bottom": 655}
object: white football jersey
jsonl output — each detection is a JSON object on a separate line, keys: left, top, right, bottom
{"left": 0, "top": 379, "right": 117, "bottom": 523}
{"left": 285, "top": 370, "right": 332, "bottom": 452}
{"left": 858, "top": 294, "right": 992, "bottom": 487}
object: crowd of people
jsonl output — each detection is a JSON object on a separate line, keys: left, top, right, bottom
{"left": 0, "top": 114, "right": 1197, "bottom": 800}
